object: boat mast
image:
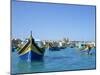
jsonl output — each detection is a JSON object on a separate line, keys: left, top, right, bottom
{"left": 30, "top": 31, "right": 32, "bottom": 38}
{"left": 29, "top": 31, "right": 34, "bottom": 41}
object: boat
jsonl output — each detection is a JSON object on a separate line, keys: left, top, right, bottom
{"left": 48, "top": 43, "right": 60, "bottom": 51}
{"left": 79, "top": 44, "right": 93, "bottom": 54}
{"left": 17, "top": 31, "right": 45, "bottom": 61}
{"left": 58, "top": 42, "right": 67, "bottom": 49}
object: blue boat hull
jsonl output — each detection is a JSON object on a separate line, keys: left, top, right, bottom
{"left": 20, "top": 50, "right": 44, "bottom": 61}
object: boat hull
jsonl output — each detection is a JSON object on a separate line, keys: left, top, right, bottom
{"left": 19, "top": 50, "right": 44, "bottom": 61}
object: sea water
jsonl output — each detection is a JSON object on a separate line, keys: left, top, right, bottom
{"left": 11, "top": 48, "right": 96, "bottom": 74}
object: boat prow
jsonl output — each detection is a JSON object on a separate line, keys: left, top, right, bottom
{"left": 17, "top": 31, "right": 45, "bottom": 62}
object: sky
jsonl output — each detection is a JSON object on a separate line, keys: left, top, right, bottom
{"left": 12, "top": 1, "right": 96, "bottom": 41}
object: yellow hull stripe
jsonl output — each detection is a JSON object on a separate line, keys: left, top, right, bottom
{"left": 84, "top": 47, "right": 89, "bottom": 50}
{"left": 19, "top": 43, "right": 42, "bottom": 56}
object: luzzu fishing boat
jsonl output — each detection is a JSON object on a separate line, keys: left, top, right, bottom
{"left": 79, "top": 44, "right": 93, "bottom": 54}
{"left": 48, "top": 43, "right": 60, "bottom": 51}
{"left": 17, "top": 31, "right": 45, "bottom": 61}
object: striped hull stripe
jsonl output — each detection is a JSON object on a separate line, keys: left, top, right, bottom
{"left": 18, "top": 39, "right": 44, "bottom": 56}
{"left": 19, "top": 50, "right": 44, "bottom": 61}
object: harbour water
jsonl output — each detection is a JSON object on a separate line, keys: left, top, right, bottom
{"left": 11, "top": 48, "right": 96, "bottom": 74}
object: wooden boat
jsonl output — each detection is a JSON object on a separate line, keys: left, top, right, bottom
{"left": 79, "top": 44, "right": 92, "bottom": 54}
{"left": 48, "top": 43, "right": 60, "bottom": 51}
{"left": 17, "top": 31, "right": 45, "bottom": 61}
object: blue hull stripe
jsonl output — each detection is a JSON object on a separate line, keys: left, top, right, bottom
{"left": 20, "top": 50, "right": 44, "bottom": 61}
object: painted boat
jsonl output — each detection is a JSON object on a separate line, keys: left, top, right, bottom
{"left": 79, "top": 45, "right": 93, "bottom": 54}
{"left": 17, "top": 31, "right": 45, "bottom": 61}
{"left": 48, "top": 43, "right": 60, "bottom": 51}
